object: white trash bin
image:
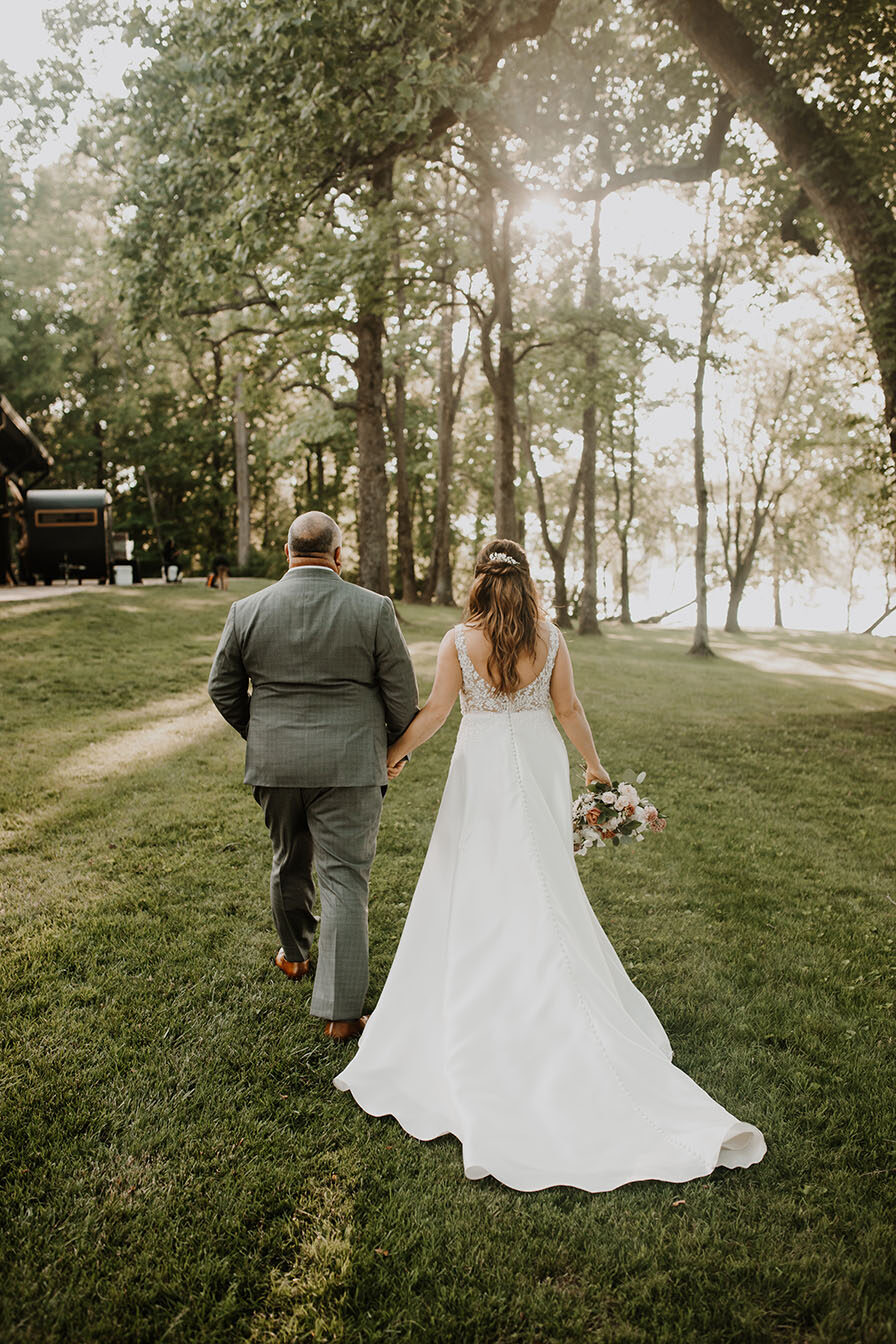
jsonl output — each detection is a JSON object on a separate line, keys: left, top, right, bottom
{"left": 113, "top": 564, "right": 133, "bottom": 586}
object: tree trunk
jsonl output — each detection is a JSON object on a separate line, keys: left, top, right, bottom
{"left": 426, "top": 291, "right": 458, "bottom": 605}
{"left": 93, "top": 421, "right": 105, "bottom": 491}
{"left": 552, "top": 554, "right": 572, "bottom": 628}
{"left": 316, "top": 445, "right": 325, "bottom": 505}
{"left": 390, "top": 369, "right": 417, "bottom": 602}
{"left": 725, "top": 572, "right": 747, "bottom": 633}
{"left": 773, "top": 568, "right": 783, "bottom": 628}
{"left": 689, "top": 205, "right": 719, "bottom": 657}
{"left": 609, "top": 407, "right": 635, "bottom": 625}
{"left": 479, "top": 186, "right": 518, "bottom": 540}
{"left": 646, "top": 0, "right": 896, "bottom": 465}
{"left": 233, "top": 371, "right": 250, "bottom": 569}
{"left": 355, "top": 162, "right": 393, "bottom": 593}
{"left": 619, "top": 536, "right": 632, "bottom": 624}
{"left": 578, "top": 199, "right": 603, "bottom": 636}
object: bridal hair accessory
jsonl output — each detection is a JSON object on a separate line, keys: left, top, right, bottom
{"left": 487, "top": 551, "right": 520, "bottom": 566}
{"left": 572, "top": 770, "right": 667, "bottom": 856}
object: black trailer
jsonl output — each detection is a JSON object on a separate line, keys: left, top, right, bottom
{"left": 24, "top": 488, "right": 113, "bottom": 584}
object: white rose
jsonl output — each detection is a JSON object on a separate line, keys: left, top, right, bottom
{"left": 600, "top": 791, "right": 615, "bottom": 805}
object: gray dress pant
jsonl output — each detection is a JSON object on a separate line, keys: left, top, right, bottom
{"left": 253, "top": 785, "right": 384, "bottom": 1021}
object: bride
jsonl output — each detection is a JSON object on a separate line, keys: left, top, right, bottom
{"left": 334, "top": 539, "right": 766, "bottom": 1192}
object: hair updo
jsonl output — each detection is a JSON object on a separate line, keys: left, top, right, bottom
{"left": 464, "top": 539, "right": 543, "bottom": 694}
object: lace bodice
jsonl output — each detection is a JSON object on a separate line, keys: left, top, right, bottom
{"left": 454, "top": 623, "right": 560, "bottom": 714}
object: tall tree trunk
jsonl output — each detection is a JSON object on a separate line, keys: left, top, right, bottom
{"left": 389, "top": 369, "right": 417, "bottom": 602}
{"left": 609, "top": 408, "right": 635, "bottom": 625}
{"left": 619, "top": 538, "right": 632, "bottom": 624}
{"left": 690, "top": 198, "right": 722, "bottom": 657}
{"left": 233, "top": 371, "right": 250, "bottom": 569}
{"left": 645, "top": 0, "right": 896, "bottom": 465}
{"left": 315, "top": 445, "right": 325, "bottom": 505}
{"left": 355, "top": 162, "right": 393, "bottom": 593}
{"left": 479, "top": 185, "right": 518, "bottom": 540}
{"left": 93, "top": 421, "right": 105, "bottom": 491}
{"left": 691, "top": 333, "right": 712, "bottom": 653}
{"left": 425, "top": 288, "right": 463, "bottom": 605}
{"left": 579, "top": 199, "right": 603, "bottom": 635}
{"left": 771, "top": 519, "right": 784, "bottom": 628}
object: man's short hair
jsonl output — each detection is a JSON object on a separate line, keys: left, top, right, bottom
{"left": 287, "top": 511, "right": 341, "bottom": 557}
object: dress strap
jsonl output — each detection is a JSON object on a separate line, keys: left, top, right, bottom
{"left": 453, "top": 624, "right": 475, "bottom": 679}
{"left": 544, "top": 623, "right": 561, "bottom": 681}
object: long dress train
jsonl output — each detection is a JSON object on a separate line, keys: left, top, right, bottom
{"left": 334, "top": 624, "right": 766, "bottom": 1192}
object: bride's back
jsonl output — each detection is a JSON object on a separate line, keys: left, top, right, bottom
{"left": 461, "top": 620, "right": 552, "bottom": 692}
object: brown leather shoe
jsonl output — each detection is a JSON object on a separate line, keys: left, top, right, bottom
{"left": 324, "top": 1015, "right": 368, "bottom": 1041}
{"left": 274, "top": 948, "right": 311, "bottom": 981}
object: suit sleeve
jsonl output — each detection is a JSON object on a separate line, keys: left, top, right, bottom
{"left": 374, "top": 597, "right": 419, "bottom": 743}
{"left": 208, "top": 603, "right": 250, "bottom": 739}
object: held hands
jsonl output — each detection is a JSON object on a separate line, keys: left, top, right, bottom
{"left": 386, "top": 742, "right": 409, "bottom": 780}
{"left": 586, "top": 762, "right": 612, "bottom": 789}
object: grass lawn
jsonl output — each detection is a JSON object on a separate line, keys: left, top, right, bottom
{"left": 1, "top": 580, "right": 894, "bottom": 1344}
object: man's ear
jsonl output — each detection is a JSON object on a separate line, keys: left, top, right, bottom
{"left": 284, "top": 542, "right": 290, "bottom": 561}
{"left": 333, "top": 545, "right": 342, "bottom": 570}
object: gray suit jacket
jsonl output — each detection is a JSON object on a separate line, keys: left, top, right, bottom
{"left": 208, "top": 567, "right": 419, "bottom": 787}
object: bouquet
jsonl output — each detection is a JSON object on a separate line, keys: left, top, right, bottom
{"left": 572, "top": 770, "right": 667, "bottom": 857}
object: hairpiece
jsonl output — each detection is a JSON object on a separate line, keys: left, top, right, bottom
{"left": 487, "top": 551, "right": 520, "bottom": 566}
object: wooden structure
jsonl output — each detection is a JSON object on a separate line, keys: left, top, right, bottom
{"left": 0, "top": 394, "right": 53, "bottom": 584}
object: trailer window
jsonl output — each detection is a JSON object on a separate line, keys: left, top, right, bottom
{"left": 34, "top": 509, "right": 99, "bottom": 527}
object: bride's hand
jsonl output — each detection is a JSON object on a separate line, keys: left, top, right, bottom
{"left": 387, "top": 742, "right": 409, "bottom": 780}
{"left": 586, "top": 762, "right": 612, "bottom": 789}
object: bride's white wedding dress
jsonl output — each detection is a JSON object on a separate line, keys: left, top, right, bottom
{"left": 334, "top": 624, "right": 766, "bottom": 1192}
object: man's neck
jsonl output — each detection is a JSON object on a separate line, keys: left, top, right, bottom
{"left": 288, "top": 555, "right": 340, "bottom": 574}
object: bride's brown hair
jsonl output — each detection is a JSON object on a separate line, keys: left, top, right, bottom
{"left": 464, "top": 539, "right": 543, "bottom": 694}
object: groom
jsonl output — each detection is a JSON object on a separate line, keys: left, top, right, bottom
{"left": 208, "top": 511, "right": 418, "bottom": 1040}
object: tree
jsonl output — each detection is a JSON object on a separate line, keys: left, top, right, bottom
{"left": 642, "top": 0, "right": 896, "bottom": 471}
{"left": 97, "top": 0, "right": 563, "bottom": 590}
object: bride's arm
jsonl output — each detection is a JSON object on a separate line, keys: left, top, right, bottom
{"left": 386, "top": 629, "right": 462, "bottom": 777}
{"left": 550, "top": 634, "right": 611, "bottom": 787}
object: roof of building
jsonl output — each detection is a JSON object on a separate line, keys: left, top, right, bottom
{"left": 0, "top": 394, "right": 54, "bottom": 478}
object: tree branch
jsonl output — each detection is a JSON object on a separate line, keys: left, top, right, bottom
{"left": 179, "top": 294, "right": 281, "bottom": 318}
